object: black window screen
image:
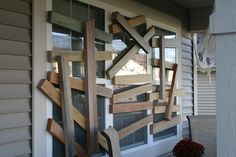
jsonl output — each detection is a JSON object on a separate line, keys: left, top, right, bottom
{"left": 52, "top": 0, "right": 105, "bottom": 156}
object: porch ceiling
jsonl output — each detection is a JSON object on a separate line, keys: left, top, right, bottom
{"left": 172, "top": 0, "right": 214, "bottom": 8}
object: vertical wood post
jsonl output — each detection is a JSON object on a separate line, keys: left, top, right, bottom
{"left": 84, "top": 20, "right": 98, "bottom": 155}
{"left": 160, "top": 36, "right": 166, "bottom": 100}
{"left": 57, "top": 55, "right": 76, "bottom": 157}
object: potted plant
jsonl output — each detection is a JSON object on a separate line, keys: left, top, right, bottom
{"left": 172, "top": 138, "right": 205, "bottom": 157}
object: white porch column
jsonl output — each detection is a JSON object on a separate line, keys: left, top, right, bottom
{"left": 210, "top": 0, "right": 236, "bottom": 156}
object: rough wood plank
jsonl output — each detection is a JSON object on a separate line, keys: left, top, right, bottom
{"left": 154, "top": 105, "right": 180, "bottom": 114}
{"left": 101, "top": 127, "right": 121, "bottom": 157}
{"left": 151, "top": 116, "right": 181, "bottom": 134}
{"left": 159, "top": 36, "right": 166, "bottom": 100}
{"left": 110, "top": 15, "right": 146, "bottom": 34}
{"left": 114, "top": 12, "right": 152, "bottom": 54}
{"left": 118, "top": 114, "right": 153, "bottom": 139}
{"left": 112, "top": 74, "right": 152, "bottom": 85}
{"left": 48, "top": 11, "right": 112, "bottom": 43}
{"left": 165, "top": 64, "right": 178, "bottom": 120}
{"left": 47, "top": 50, "right": 113, "bottom": 62}
{"left": 110, "top": 101, "right": 153, "bottom": 113}
{"left": 57, "top": 55, "right": 76, "bottom": 157}
{"left": 148, "top": 92, "right": 160, "bottom": 101}
{"left": 112, "top": 83, "right": 152, "bottom": 103}
{"left": 106, "top": 27, "right": 155, "bottom": 79}
{"left": 148, "top": 89, "right": 185, "bottom": 101}
{"left": 84, "top": 20, "right": 98, "bottom": 155}
{"left": 151, "top": 58, "right": 175, "bottom": 70}
{"left": 97, "top": 132, "right": 109, "bottom": 152}
{"left": 47, "top": 118, "right": 86, "bottom": 157}
{"left": 47, "top": 72, "right": 112, "bottom": 98}
{"left": 38, "top": 79, "right": 86, "bottom": 129}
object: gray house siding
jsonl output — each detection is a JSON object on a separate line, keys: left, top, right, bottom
{"left": 197, "top": 71, "right": 216, "bottom": 115}
{"left": 0, "top": 0, "right": 32, "bottom": 157}
{"left": 181, "top": 35, "right": 194, "bottom": 138}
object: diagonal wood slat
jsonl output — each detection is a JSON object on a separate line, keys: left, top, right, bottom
{"left": 38, "top": 79, "right": 86, "bottom": 129}
{"left": 114, "top": 12, "right": 152, "bottom": 54}
{"left": 106, "top": 26, "right": 155, "bottom": 79}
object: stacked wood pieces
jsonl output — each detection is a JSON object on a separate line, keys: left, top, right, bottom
{"left": 38, "top": 11, "right": 117, "bottom": 157}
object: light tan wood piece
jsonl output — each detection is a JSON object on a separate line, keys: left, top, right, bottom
{"left": 114, "top": 12, "right": 152, "bottom": 54}
{"left": 38, "top": 79, "right": 86, "bottom": 129}
{"left": 151, "top": 116, "right": 181, "bottom": 134}
{"left": 159, "top": 36, "right": 166, "bottom": 100}
{"left": 112, "top": 83, "right": 152, "bottom": 103}
{"left": 165, "top": 64, "right": 178, "bottom": 120}
{"left": 106, "top": 27, "right": 155, "bottom": 79}
{"left": 118, "top": 114, "right": 153, "bottom": 139}
{"left": 97, "top": 132, "right": 109, "bottom": 152}
{"left": 47, "top": 71, "right": 112, "bottom": 98}
{"left": 57, "top": 55, "right": 76, "bottom": 157}
{"left": 112, "top": 74, "right": 152, "bottom": 85}
{"left": 47, "top": 118, "right": 86, "bottom": 157}
{"left": 154, "top": 105, "right": 180, "bottom": 114}
{"left": 148, "top": 92, "right": 160, "bottom": 101}
{"left": 47, "top": 50, "right": 113, "bottom": 62}
{"left": 110, "top": 101, "right": 153, "bottom": 113}
{"left": 151, "top": 58, "right": 175, "bottom": 70}
{"left": 110, "top": 15, "right": 146, "bottom": 34}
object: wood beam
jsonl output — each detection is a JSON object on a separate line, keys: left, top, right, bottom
{"left": 110, "top": 15, "right": 146, "bottom": 34}
{"left": 57, "top": 55, "right": 76, "bottom": 157}
{"left": 159, "top": 36, "right": 166, "bottom": 100}
{"left": 112, "top": 74, "right": 152, "bottom": 85}
{"left": 151, "top": 58, "right": 175, "bottom": 70}
{"left": 38, "top": 79, "right": 86, "bottom": 129}
{"left": 97, "top": 132, "right": 109, "bottom": 152}
{"left": 47, "top": 72, "right": 113, "bottom": 98}
{"left": 106, "top": 27, "right": 155, "bottom": 79}
{"left": 84, "top": 20, "right": 98, "bottom": 155}
{"left": 118, "top": 115, "right": 153, "bottom": 139}
{"left": 110, "top": 101, "right": 153, "bottom": 113}
{"left": 47, "top": 118, "right": 86, "bottom": 157}
{"left": 154, "top": 105, "right": 180, "bottom": 114}
{"left": 112, "top": 83, "right": 152, "bottom": 103}
{"left": 165, "top": 64, "right": 178, "bottom": 120}
{"left": 48, "top": 11, "right": 112, "bottom": 43}
{"left": 47, "top": 50, "right": 113, "bottom": 62}
{"left": 114, "top": 12, "right": 152, "bottom": 54}
{"left": 148, "top": 89, "right": 185, "bottom": 101}
{"left": 150, "top": 116, "right": 181, "bottom": 134}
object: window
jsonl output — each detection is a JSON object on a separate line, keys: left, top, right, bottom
{"left": 112, "top": 22, "right": 148, "bottom": 149}
{"left": 51, "top": 0, "right": 105, "bottom": 156}
{"left": 151, "top": 27, "right": 178, "bottom": 141}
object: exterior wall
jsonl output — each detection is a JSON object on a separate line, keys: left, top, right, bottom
{"left": 197, "top": 71, "right": 216, "bottom": 115}
{"left": 0, "top": 0, "right": 32, "bottom": 156}
{"left": 31, "top": 0, "right": 184, "bottom": 156}
{"left": 210, "top": 0, "right": 236, "bottom": 156}
{"left": 181, "top": 32, "right": 194, "bottom": 138}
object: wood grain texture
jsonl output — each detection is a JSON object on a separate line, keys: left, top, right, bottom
{"left": 106, "top": 27, "right": 155, "bottom": 79}
{"left": 48, "top": 11, "right": 112, "bottom": 43}
{"left": 56, "top": 55, "right": 76, "bottom": 157}
{"left": 110, "top": 15, "right": 146, "bottom": 34}
{"left": 154, "top": 105, "right": 180, "bottom": 114}
{"left": 47, "top": 50, "right": 113, "bottom": 62}
{"left": 47, "top": 72, "right": 112, "bottom": 98}
{"left": 47, "top": 118, "right": 86, "bottom": 157}
{"left": 159, "top": 36, "right": 166, "bottom": 101}
{"left": 38, "top": 79, "right": 86, "bottom": 129}
{"left": 97, "top": 132, "right": 108, "bottom": 152}
{"left": 118, "top": 114, "right": 153, "bottom": 139}
{"left": 151, "top": 116, "right": 181, "bottom": 134}
{"left": 112, "top": 83, "right": 152, "bottom": 103}
{"left": 114, "top": 12, "right": 151, "bottom": 54}
{"left": 112, "top": 74, "right": 152, "bottom": 85}
{"left": 110, "top": 101, "right": 153, "bottom": 113}
{"left": 165, "top": 64, "right": 178, "bottom": 120}
{"left": 148, "top": 92, "right": 160, "bottom": 101}
{"left": 84, "top": 20, "right": 98, "bottom": 155}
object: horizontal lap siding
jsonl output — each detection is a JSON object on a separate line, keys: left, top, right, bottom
{"left": 181, "top": 36, "right": 194, "bottom": 138}
{"left": 0, "top": 1, "right": 32, "bottom": 157}
{"left": 197, "top": 72, "right": 216, "bottom": 115}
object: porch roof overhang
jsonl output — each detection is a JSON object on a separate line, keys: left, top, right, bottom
{"left": 135, "top": 0, "right": 214, "bottom": 32}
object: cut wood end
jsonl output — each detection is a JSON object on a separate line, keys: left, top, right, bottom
{"left": 47, "top": 118, "right": 53, "bottom": 132}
